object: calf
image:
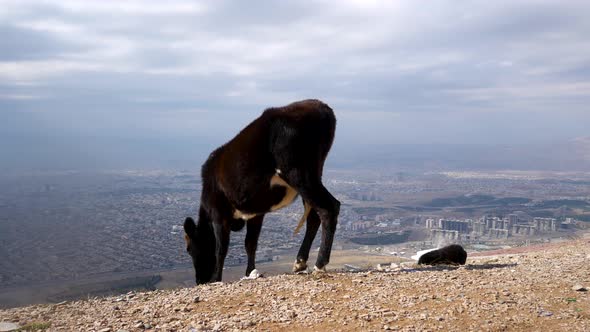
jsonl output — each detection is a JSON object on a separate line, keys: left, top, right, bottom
{"left": 184, "top": 99, "right": 340, "bottom": 284}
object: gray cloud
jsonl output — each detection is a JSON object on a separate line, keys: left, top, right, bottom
{"left": 1, "top": 0, "right": 590, "bottom": 171}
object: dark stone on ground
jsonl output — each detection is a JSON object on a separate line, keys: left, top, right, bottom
{"left": 418, "top": 244, "right": 467, "bottom": 265}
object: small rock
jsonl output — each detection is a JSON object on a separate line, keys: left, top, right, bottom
{"left": 98, "top": 328, "right": 111, "bottom": 332}
{"left": 572, "top": 285, "right": 587, "bottom": 292}
{"left": 538, "top": 310, "right": 553, "bottom": 317}
{"left": 0, "top": 322, "right": 19, "bottom": 332}
{"left": 249, "top": 269, "right": 262, "bottom": 279}
{"left": 194, "top": 296, "right": 201, "bottom": 303}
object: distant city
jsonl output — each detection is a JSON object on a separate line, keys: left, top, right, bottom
{"left": 1, "top": 168, "right": 589, "bottom": 306}
{"left": 425, "top": 215, "right": 575, "bottom": 241}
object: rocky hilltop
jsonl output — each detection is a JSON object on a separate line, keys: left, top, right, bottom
{"left": 1, "top": 238, "right": 589, "bottom": 332}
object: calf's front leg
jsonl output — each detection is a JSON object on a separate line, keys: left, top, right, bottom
{"left": 211, "top": 221, "right": 230, "bottom": 282}
{"left": 244, "top": 215, "right": 264, "bottom": 276}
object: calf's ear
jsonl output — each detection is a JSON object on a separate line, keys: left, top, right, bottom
{"left": 184, "top": 217, "right": 197, "bottom": 235}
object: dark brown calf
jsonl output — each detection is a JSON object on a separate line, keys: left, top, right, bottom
{"left": 184, "top": 99, "right": 340, "bottom": 284}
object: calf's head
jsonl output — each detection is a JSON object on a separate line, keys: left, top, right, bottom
{"left": 183, "top": 217, "right": 216, "bottom": 284}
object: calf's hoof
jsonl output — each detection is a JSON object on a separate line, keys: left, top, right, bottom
{"left": 293, "top": 259, "right": 308, "bottom": 273}
{"left": 313, "top": 265, "right": 326, "bottom": 273}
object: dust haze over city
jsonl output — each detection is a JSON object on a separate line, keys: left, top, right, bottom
{"left": 1, "top": 0, "right": 590, "bottom": 308}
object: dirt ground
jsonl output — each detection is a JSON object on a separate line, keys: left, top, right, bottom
{"left": 1, "top": 239, "right": 589, "bottom": 331}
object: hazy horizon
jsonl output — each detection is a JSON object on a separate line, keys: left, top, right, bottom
{"left": 2, "top": 137, "right": 589, "bottom": 174}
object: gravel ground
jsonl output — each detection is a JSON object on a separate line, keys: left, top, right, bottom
{"left": 1, "top": 239, "right": 589, "bottom": 332}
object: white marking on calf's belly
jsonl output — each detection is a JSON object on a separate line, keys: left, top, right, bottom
{"left": 233, "top": 210, "right": 258, "bottom": 220}
{"left": 232, "top": 173, "right": 297, "bottom": 220}
{"left": 270, "top": 174, "right": 298, "bottom": 211}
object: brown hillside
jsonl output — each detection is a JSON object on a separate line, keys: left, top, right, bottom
{"left": 1, "top": 239, "right": 589, "bottom": 332}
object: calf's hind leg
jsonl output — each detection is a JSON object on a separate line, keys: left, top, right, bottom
{"left": 285, "top": 171, "right": 340, "bottom": 272}
{"left": 293, "top": 208, "right": 320, "bottom": 272}
{"left": 305, "top": 184, "right": 340, "bottom": 271}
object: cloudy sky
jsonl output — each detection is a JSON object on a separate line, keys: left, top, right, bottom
{"left": 1, "top": 0, "right": 590, "bottom": 170}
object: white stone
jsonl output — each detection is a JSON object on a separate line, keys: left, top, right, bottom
{"left": 0, "top": 323, "right": 19, "bottom": 332}
{"left": 240, "top": 269, "right": 262, "bottom": 281}
{"left": 249, "top": 269, "right": 262, "bottom": 279}
{"left": 572, "top": 284, "right": 587, "bottom": 292}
